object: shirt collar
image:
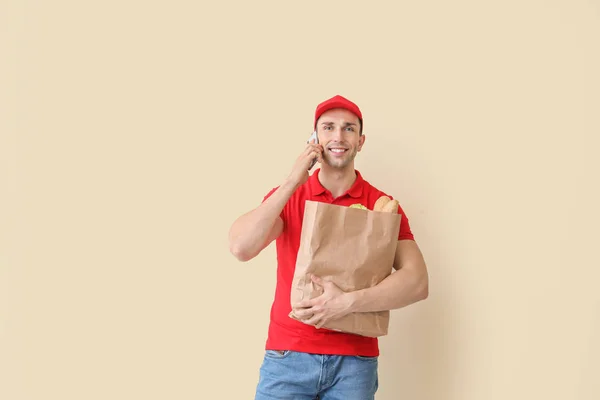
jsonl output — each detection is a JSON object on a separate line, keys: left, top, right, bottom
{"left": 309, "top": 168, "right": 365, "bottom": 198}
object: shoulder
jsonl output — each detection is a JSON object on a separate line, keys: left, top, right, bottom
{"left": 362, "top": 177, "right": 416, "bottom": 240}
{"left": 262, "top": 179, "right": 312, "bottom": 214}
{"left": 360, "top": 176, "right": 411, "bottom": 217}
{"left": 360, "top": 177, "right": 395, "bottom": 207}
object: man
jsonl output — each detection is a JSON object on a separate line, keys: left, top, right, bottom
{"left": 228, "top": 95, "right": 429, "bottom": 399}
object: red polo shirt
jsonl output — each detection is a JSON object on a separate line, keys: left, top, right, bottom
{"left": 261, "top": 168, "right": 415, "bottom": 357}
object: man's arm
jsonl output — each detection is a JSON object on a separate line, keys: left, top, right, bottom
{"left": 228, "top": 139, "right": 323, "bottom": 262}
{"left": 228, "top": 181, "right": 294, "bottom": 262}
{"left": 348, "top": 239, "right": 429, "bottom": 312}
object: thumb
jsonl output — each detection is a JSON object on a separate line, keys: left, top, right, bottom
{"left": 310, "top": 274, "right": 324, "bottom": 286}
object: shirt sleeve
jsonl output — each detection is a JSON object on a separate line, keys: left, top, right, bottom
{"left": 262, "top": 186, "right": 279, "bottom": 202}
{"left": 395, "top": 202, "right": 415, "bottom": 241}
{"left": 376, "top": 191, "right": 415, "bottom": 241}
{"left": 262, "top": 186, "right": 285, "bottom": 220}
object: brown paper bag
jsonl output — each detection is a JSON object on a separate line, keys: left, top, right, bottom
{"left": 289, "top": 200, "right": 401, "bottom": 337}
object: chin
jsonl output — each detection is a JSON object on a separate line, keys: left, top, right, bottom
{"left": 324, "top": 159, "right": 353, "bottom": 169}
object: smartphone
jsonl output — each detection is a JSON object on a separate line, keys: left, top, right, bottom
{"left": 307, "top": 130, "right": 319, "bottom": 170}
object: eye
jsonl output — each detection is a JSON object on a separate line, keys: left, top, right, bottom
{"left": 345, "top": 126, "right": 355, "bottom": 131}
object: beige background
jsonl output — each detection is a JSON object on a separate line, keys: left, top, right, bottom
{"left": 1, "top": 1, "right": 599, "bottom": 399}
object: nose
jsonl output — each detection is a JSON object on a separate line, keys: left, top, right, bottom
{"left": 331, "top": 126, "right": 343, "bottom": 141}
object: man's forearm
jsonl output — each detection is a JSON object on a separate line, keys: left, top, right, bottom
{"left": 348, "top": 266, "right": 428, "bottom": 313}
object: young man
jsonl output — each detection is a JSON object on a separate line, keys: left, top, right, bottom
{"left": 228, "top": 95, "right": 429, "bottom": 399}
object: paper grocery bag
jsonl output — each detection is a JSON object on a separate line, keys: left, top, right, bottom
{"left": 289, "top": 200, "right": 401, "bottom": 337}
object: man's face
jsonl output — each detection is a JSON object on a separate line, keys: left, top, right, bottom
{"left": 316, "top": 108, "right": 365, "bottom": 169}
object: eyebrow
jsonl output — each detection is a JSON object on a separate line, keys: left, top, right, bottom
{"left": 320, "top": 121, "right": 357, "bottom": 126}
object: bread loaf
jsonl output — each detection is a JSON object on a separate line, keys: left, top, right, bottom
{"left": 373, "top": 195, "right": 398, "bottom": 213}
{"left": 381, "top": 199, "right": 399, "bottom": 214}
{"left": 373, "top": 196, "right": 391, "bottom": 212}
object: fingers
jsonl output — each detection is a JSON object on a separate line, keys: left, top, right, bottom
{"left": 305, "top": 141, "right": 319, "bottom": 151}
{"left": 303, "top": 313, "right": 320, "bottom": 326}
{"left": 293, "top": 303, "right": 327, "bottom": 329}
{"left": 312, "top": 150, "right": 324, "bottom": 165}
{"left": 305, "top": 313, "right": 326, "bottom": 329}
{"left": 304, "top": 144, "right": 323, "bottom": 160}
{"left": 295, "top": 299, "right": 313, "bottom": 308}
{"left": 293, "top": 307, "right": 314, "bottom": 319}
{"left": 302, "top": 144, "right": 323, "bottom": 169}
{"left": 310, "top": 274, "right": 324, "bottom": 286}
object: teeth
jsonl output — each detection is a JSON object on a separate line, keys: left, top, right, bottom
{"left": 330, "top": 149, "right": 346, "bottom": 153}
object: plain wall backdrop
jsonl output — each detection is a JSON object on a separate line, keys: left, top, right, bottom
{"left": 1, "top": 1, "right": 599, "bottom": 399}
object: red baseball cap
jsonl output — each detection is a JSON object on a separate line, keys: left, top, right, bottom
{"left": 314, "top": 95, "right": 363, "bottom": 131}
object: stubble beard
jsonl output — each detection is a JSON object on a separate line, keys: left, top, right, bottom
{"left": 323, "top": 147, "right": 358, "bottom": 169}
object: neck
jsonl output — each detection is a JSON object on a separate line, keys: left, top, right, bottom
{"left": 318, "top": 164, "right": 357, "bottom": 198}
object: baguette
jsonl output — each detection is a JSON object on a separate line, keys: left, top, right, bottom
{"left": 373, "top": 196, "right": 391, "bottom": 212}
{"left": 381, "top": 199, "right": 399, "bottom": 214}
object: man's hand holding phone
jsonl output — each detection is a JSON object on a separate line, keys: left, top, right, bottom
{"left": 285, "top": 133, "right": 323, "bottom": 189}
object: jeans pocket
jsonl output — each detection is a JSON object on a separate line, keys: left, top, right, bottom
{"left": 354, "top": 355, "right": 378, "bottom": 362}
{"left": 265, "top": 349, "right": 292, "bottom": 359}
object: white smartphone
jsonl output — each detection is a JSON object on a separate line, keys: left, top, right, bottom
{"left": 307, "top": 130, "right": 319, "bottom": 170}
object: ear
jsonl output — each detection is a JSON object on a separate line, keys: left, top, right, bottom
{"left": 357, "top": 134, "right": 366, "bottom": 151}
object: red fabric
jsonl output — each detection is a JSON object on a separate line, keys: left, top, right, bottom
{"left": 314, "top": 95, "right": 363, "bottom": 129}
{"left": 260, "top": 169, "right": 415, "bottom": 357}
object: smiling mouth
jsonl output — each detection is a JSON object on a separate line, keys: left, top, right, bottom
{"left": 328, "top": 148, "right": 348, "bottom": 154}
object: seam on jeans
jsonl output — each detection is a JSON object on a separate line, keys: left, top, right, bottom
{"left": 317, "top": 354, "right": 325, "bottom": 392}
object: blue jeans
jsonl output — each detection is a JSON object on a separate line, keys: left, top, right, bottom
{"left": 255, "top": 350, "right": 379, "bottom": 400}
